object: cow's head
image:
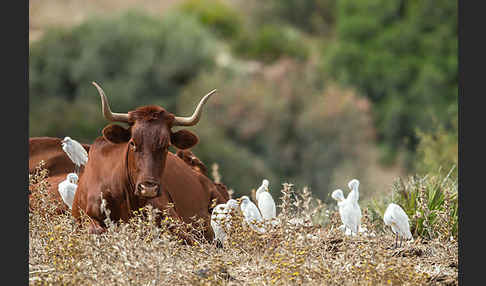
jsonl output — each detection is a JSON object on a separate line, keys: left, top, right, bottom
{"left": 92, "top": 82, "right": 216, "bottom": 198}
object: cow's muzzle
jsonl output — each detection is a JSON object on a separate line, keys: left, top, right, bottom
{"left": 135, "top": 181, "right": 160, "bottom": 198}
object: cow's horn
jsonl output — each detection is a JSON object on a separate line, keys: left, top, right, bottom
{"left": 173, "top": 89, "right": 217, "bottom": 127}
{"left": 92, "top": 82, "right": 130, "bottom": 123}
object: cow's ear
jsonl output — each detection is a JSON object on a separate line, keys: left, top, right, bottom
{"left": 171, "top": 129, "right": 199, "bottom": 150}
{"left": 102, "top": 124, "right": 131, "bottom": 144}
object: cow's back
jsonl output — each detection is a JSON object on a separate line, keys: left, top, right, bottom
{"left": 158, "top": 152, "right": 228, "bottom": 220}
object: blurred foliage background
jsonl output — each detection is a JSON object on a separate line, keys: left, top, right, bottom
{"left": 29, "top": 0, "right": 457, "bottom": 204}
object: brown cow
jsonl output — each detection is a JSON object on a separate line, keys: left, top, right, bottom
{"left": 72, "top": 82, "right": 228, "bottom": 242}
{"left": 176, "top": 149, "right": 230, "bottom": 202}
{"left": 29, "top": 137, "right": 90, "bottom": 213}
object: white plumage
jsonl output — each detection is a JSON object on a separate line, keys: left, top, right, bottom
{"left": 211, "top": 199, "right": 239, "bottom": 245}
{"left": 58, "top": 173, "right": 78, "bottom": 210}
{"left": 255, "top": 179, "right": 276, "bottom": 221}
{"left": 331, "top": 188, "right": 362, "bottom": 235}
{"left": 383, "top": 203, "right": 412, "bottom": 248}
{"left": 240, "top": 196, "right": 265, "bottom": 233}
{"left": 61, "top": 136, "right": 88, "bottom": 174}
{"left": 347, "top": 178, "right": 360, "bottom": 203}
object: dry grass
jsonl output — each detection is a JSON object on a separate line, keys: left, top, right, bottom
{"left": 29, "top": 163, "right": 457, "bottom": 285}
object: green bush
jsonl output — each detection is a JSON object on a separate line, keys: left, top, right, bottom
{"left": 414, "top": 116, "right": 458, "bottom": 179}
{"left": 30, "top": 11, "right": 217, "bottom": 139}
{"left": 177, "top": 0, "right": 243, "bottom": 39}
{"left": 232, "top": 24, "right": 309, "bottom": 63}
{"left": 323, "top": 0, "right": 457, "bottom": 163}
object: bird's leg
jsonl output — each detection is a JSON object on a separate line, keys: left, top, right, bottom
{"left": 399, "top": 236, "right": 403, "bottom": 248}
{"left": 394, "top": 232, "right": 398, "bottom": 249}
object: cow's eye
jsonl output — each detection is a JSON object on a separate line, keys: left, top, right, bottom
{"left": 129, "top": 141, "right": 137, "bottom": 151}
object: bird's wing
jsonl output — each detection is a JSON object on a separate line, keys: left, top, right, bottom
{"left": 64, "top": 184, "right": 77, "bottom": 208}
{"left": 62, "top": 145, "right": 76, "bottom": 163}
{"left": 210, "top": 219, "right": 224, "bottom": 241}
{"left": 58, "top": 180, "right": 68, "bottom": 192}
{"left": 255, "top": 185, "right": 266, "bottom": 201}
{"left": 74, "top": 141, "right": 89, "bottom": 165}
{"left": 391, "top": 206, "right": 412, "bottom": 238}
{"left": 247, "top": 203, "right": 263, "bottom": 222}
{"left": 258, "top": 193, "right": 276, "bottom": 219}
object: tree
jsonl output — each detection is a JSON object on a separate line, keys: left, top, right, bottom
{"left": 324, "top": 0, "right": 457, "bottom": 166}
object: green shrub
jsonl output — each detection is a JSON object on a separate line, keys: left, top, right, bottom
{"left": 414, "top": 117, "right": 458, "bottom": 179}
{"left": 323, "top": 0, "right": 457, "bottom": 163}
{"left": 368, "top": 171, "right": 458, "bottom": 241}
{"left": 177, "top": 0, "right": 242, "bottom": 39}
{"left": 30, "top": 11, "right": 217, "bottom": 139}
{"left": 232, "top": 24, "right": 309, "bottom": 63}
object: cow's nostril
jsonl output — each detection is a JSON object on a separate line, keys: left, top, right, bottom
{"left": 141, "top": 181, "right": 157, "bottom": 188}
{"left": 136, "top": 181, "right": 160, "bottom": 198}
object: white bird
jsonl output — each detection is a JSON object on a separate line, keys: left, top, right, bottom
{"left": 255, "top": 179, "right": 277, "bottom": 222}
{"left": 240, "top": 196, "right": 265, "bottom": 233}
{"left": 61, "top": 136, "right": 89, "bottom": 174}
{"left": 383, "top": 203, "right": 413, "bottom": 248}
{"left": 211, "top": 199, "right": 239, "bottom": 246}
{"left": 331, "top": 188, "right": 362, "bottom": 236}
{"left": 58, "top": 173, "right": 78, "bottom": 210}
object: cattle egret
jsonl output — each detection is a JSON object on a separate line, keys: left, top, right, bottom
{"left": 255, "top": 179, "right": 277, "bottom": 222}
{"left": 383, "top": 203, "right": 413, "bottom": 248}
{"left": 58, "top": 173, "right": 78, "bottom": 210}
{"left": 211, "top": 199, "right": 239, "bottom": 246}
{"left": 240, "top": 196, "right": 265, "bottom": 233}
{"left": 211, "top": 203, "right": 229, "bottom": 246}
{"left": 331, "top": 189, "right": 362, "bottom": 236}
{"left": 61, "top": 136, "right": 88, "bottom": 174}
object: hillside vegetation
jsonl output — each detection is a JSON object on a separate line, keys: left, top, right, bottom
{"left": 29, "top": 0, "right": 457, "bottom": 204}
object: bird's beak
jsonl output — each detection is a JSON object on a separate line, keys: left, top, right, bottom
{"left": 265, "top": 187, "right": 269, "bottom": 192}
